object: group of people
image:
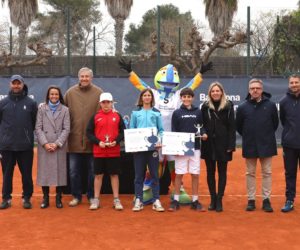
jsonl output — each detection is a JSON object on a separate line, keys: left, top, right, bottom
{"left": 0, "top": 68, "right": 299, "bottom": 214}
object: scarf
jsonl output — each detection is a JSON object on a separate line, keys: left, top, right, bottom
{"left": 48, "top": 100, "right": 60, "bottom": 113}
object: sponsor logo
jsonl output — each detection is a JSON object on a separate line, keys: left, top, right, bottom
{"left": 152, "top": 151, "right": 158, "bottom": 158}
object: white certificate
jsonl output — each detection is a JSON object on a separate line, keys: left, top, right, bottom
{"left": 162, "top": 132, "right": 195, "bottom": 156}
{"left": 124, "top": 127, "right": 158, "bottom": 152}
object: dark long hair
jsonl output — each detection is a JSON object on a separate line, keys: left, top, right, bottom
{"left": 136, "top": 88, "right": 155, "bottom": 107}
{"left": 45, "top": 85, "right": 65, "bottom": 104}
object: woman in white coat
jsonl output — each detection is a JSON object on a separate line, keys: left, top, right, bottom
{"left": 35, "top": 86, "right": 70, "bottom": 209}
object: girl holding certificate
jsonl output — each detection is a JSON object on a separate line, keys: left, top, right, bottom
{"left": 129, "top": 89, "right": 165, "bottom": 212}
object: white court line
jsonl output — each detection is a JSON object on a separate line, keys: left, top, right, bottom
{"left": 1, "top": 194, "right": 288, "bottom": 197}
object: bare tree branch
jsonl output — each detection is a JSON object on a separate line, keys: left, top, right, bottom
{"left": 0, "top": 41, "right": 52, "bottom": 69}
{"left": 140, "top": 26, "right": 248, "bottom": 74}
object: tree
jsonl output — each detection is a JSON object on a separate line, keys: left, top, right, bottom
{"left": 30, "top": 0, "right": 111, "bottom": 56}
{"left": 203, "top": 0, "right": 237, "bottom": 37}
{"left": 0, "top": 22, "right": 11, "bottom": 52}
{"left": 104, "top": 0, "right": 133, "bottom": 56}
{"left": 124, "top": 4, "right": 195, "bottom": 55}
{"left": 272, "top": 9, "right": 300, "bottom": 74}
{"left": 1, "top": 0, "right": 38, "bottom": 56}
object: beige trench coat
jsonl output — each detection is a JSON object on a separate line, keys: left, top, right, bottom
{"left": 35, "top": 104, "right": 70, "bottom": 186}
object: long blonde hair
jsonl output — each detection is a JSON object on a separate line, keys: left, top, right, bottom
{"left": 207, "top": 81, "right": 227, "bottom": 111}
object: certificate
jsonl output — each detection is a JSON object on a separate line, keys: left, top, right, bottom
{"left": 162, "top": 132, "right": 195, "bottom": 156}
{"left": 124, "top": 127, "right": 158, "bottom": 152}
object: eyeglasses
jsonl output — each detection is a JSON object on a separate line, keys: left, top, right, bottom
{"left": 249, "top": 87, "right": 262, "bottom": 90}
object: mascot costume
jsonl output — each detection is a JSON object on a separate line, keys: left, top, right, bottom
{"left": 119, "top": 59, "right": 212, "bottom": 204}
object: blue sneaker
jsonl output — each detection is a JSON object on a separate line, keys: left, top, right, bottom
{"left": 281, "top": 200, "right": 294, "bottom": 213}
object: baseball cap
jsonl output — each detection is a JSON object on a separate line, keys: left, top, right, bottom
{"left": 99, "top": 92, "right": 113, "bottom": 102}
{"left": 10, "top": 75, "right": 24, "bottom": 84}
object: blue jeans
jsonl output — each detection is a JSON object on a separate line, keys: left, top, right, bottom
{"left": 133, "top": 151, "right": 160, "bottom": 201}
{"left": 69, "top": 153, "right": 94, "bottom": 201}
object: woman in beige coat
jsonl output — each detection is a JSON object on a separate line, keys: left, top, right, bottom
{"left": 35, "top": 86, "right": 70, "bottom": 209}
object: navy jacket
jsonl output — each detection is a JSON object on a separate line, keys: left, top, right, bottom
{"left": 280, "top": 90, "right": 300, "bottom": 149}
{"left": 236, "top": 92, "right": 279, "bottom": 158}
{"left": 0, "top": 86, "right": 37, "bottom": 151}
{"left": 171, "top": 104, "right": 205, "bottom": 150}
{"left": 201, "top": 100, "right": 236, "bottom": 161}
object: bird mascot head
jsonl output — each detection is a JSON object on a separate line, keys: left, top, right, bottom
{"left": 154, "top": 64, "right": 180, "bottom": 96}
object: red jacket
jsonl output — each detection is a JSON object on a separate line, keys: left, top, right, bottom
{"left": 86, "top": 110, "right": 125, "bottom": 158}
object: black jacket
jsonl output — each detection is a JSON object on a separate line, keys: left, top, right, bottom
{"left": 201, "top": 100, "right": 236, "bottom": 161}
{"left": 280, "top": 90, "right": 300, "bottom": 149}
{"left": 171, "top": 104, "right": 205, "bottom": 150}
{"left": 236, "top": 92, "right": 278, "bottom": 158}
{"left": 0, "top": 86, "right": 37, "bottom": 151}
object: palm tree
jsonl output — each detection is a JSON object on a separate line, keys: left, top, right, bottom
{"left": 203, "top": 0, "right": 237, "bottom": 37}
{"left": 104, "top": 0, "right": 133, "bottom": 56}
{"left": 1, "top": 0, "right": 38, "bottom": 55}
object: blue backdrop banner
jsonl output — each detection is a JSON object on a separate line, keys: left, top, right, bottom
{"left": 0, "top": 76, "right": 288, "bottom": 144}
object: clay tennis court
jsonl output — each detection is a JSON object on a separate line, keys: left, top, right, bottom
{"left": 1, "top": 148, "right": 300, "bottom": 250}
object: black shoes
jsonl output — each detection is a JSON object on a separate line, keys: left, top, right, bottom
{"left": 262, "top": 198, "right": 273, "bottom": 212}
{"left": 246, "top": 199, "right": 273, "bottom": 212}
{"left": 191, "top": 200, "right": 205, "bottom": 211}
{"left": 41, "top": 196, "right": 49, "bottom": 209}
{"left": 208, "top": 196, "right": 216, "bottom": 211}
{"left": 23, "top": 198, "right": 32, "bottom": 209}
{"left": 246, "top": 200, "right": 256, "bottom": 211}
{"left": 56, "top": 195, "right": 63, "bottom": 209}
{"left": 216, "top": 197, "right": 223, "bottom": 212}
{"left": 168, "top": 200, "right": 180, "bottom": 212}
{"left": 0, "top": 199, "right": 11, "bottom": 209}
{"left": 40, "top": 195, "right": 63, "bottom": 209}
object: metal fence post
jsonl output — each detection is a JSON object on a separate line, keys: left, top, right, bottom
{"left": 156, "top": 5, "right": 161, "bottom": 70}
{"left": 247, "top": 6, "right": 251, "bottom": 76}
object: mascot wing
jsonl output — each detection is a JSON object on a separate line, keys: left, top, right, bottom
{"left": 129, "top": 71, "right": 150, "bottom": 91}
{"left": 182, "top": 72, "right": 203, "bottom": 90}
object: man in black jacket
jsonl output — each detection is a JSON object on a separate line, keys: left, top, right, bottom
{"left": 0, "top": 75, "right": 37, "bottom": 209}
{"left": 280, "top": 74, "right": 300, "bottom": 213}
{"left": 236, "top": 78, "right": 279, "bottom": 212}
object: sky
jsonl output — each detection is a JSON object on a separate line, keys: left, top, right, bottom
{"left": 0, "top": 0, "right": 299, "bottom": 55}
{"left": 100, "top": 0, "right": 299, "bottom": 28}
{"left": 100, "top": 0, "right": 299, "bottom": 54}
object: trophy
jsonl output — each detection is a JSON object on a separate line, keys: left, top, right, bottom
{"left": 104, "top": 134, "right": 111, "bottom": 146}
{"left": 194, "top": 124, "right": 203, "bottom": 137}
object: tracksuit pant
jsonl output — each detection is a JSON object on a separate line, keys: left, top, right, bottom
{"left": 133, "top": 150, "right": 160, "bottom": 201}
{"left": 1, "top": 150, "right": 34, "bottom": 201}
{"left": 283, "top": 147, "right": 300, "bottom": 201}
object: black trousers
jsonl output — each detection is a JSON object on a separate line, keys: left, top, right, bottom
{"left": 283, "top": 147, "right": 300, "bottom": 201}
{"left": 1, "top": 150, "right": 34, "bottom": 200}
{"left": 205, "top": 159, "right": 228, "bottom": 197}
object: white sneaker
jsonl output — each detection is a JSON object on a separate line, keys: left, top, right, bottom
{"left": 132, "top": 198, "right": 143, "bottom": 212}
{"left": 152, "top": 199, "right": 165, "bottom": 212}
{"left": 69, "top": 198, "right": 81, "bottom": 207}
{"left": 89, "top": 198, "right": 100, "bottom": 210}
{"left": 113, "top": 198, "right": 124, "bottom": 211}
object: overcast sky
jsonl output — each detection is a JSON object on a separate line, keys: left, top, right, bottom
{"left": 0, "top": 0, "right": 299, "bottom": 55}
{"left": 1, "top": 0, "right": 298, "bottom": 26}
{"left": 101, "top": 0, "right": 299, "bottom": 27}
